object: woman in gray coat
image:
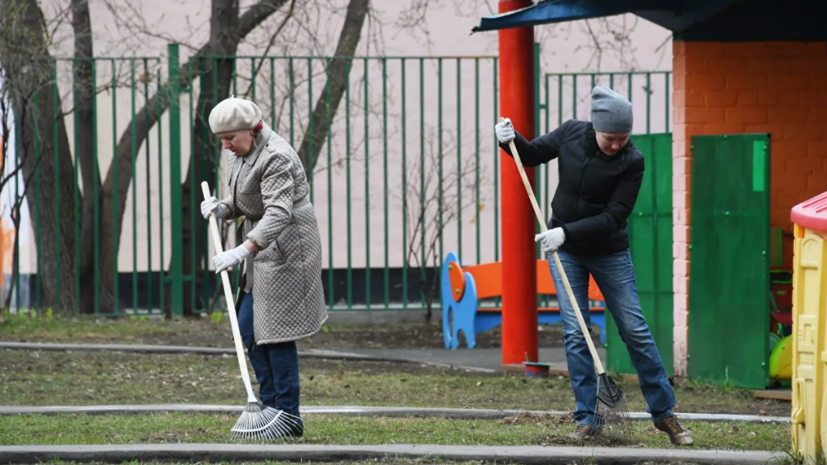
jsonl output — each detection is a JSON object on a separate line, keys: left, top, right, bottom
{"left": 200, "top": 96, "right": 328, "bottom": 437}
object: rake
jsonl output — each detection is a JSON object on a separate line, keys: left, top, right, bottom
{"left": 201, "top": 181, "right": 303, "bottom": 441}
{"left": 499, "top": 118, "right": 631, "bottom": 437}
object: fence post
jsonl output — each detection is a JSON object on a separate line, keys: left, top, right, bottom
{"left": 167, "top": 43, "right": 183, "bottom": 317}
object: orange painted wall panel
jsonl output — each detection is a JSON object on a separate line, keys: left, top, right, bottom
{"left": 672, "top": 40, "right": 827, "bottom": 376}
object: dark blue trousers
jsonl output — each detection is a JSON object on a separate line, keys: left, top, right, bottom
{"left": 237, "top": 291, "right": 301, "bottom": 421}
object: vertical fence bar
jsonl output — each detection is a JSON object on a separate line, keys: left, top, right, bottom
{"left": 13, "top": 98, "right": 20, "bottom": 311}
{"left": 157, "top": 66, "right": 165, "bottom": 315}
{"left": 646, "top": 72, "right": 651, "bottom": 134}
{"left": 72, "top": 63, "right": 80, "bottom": 314}
{"left": 308, "top": 58, "right": 314, "bottom": 202}
{"left": 493, "top": 57, "right": 499, "bottom": 265}
{"left": 325, "top": 58, "right": 334, "bottom": 310}
{"left": 53, "top": 63, "right": 60, "bottom": 312}
{"left": 188, "top": 62, "right": 196, "bottom": 312}
{"left": 419, "top": 58, "right": 425, "bottom": 303}
{"left": 363, "top": 59, "right": 370, "bottom": 309}
{"left": 211, "top": 62, "right": 229, "bottom": 298}
{"left": 270, "top": 58, "right": 276, "bottom": 128}
{"left": 401, "top": 58, "right": 408, "bottom": 308}
{"left": 544, "top": 74, "right": 550, "bottom": 227}
{"left": 437, "top": 58, "right": 443, "bottom": 263}
{"left": 144, "top": 58, "right": 152, "bottom": 312}
{"left": 572, "top": 75, "right": 577, "bottom": 121}
{"left": 167, "top": 44, "right": 184, "bottom": 317}
{"left": 201, "top": 60, "right": 211, "bottom": 311}
{"left": 131, "top": 61, "right": 139, "bottom": 314}
{"left": 533, "top": 46, "right": 541, "bottom": 262}
{"left": 627, "top": 72, "right": 632, "bottom": 103}
{"left": 12, "top": 108, "right": 19, "bottom": 311}
{"left": 382, "top": 58, "right": 389, "bottom": 308}
{"left": 250, "top": 58, "right": 257, "bottom": 103}
{"left": 92, "top": 59, "right": 100, "bottom": 315}
{"left": 232, "top": 60, "right": 237, "bottom": 96}
{"left": 456, "top": 58, "right": 462, "bottom": 260}
{"left": 665, "top": 73, "right": 670, "bottom": 132}
{"left": 112, "top": 60, "right": 119, "bottom": 314}
{"left": 289, "top": 58, "right": 294, "bottom": 146}
{"left": 33, "top": 88, "right": 41, "bottom": 309}
{"left": 474, "top": 58, "right": 480, "bottom": 265}
{"left": 345, "top": 59, "right": 352, "bottom": 309}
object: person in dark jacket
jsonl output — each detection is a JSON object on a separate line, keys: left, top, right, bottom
{"left": 495, "top": 86, "right": 693, "bottom": 446}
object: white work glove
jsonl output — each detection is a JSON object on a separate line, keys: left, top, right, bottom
{"left": 201, "top": 196, "right": 230, "bottom": 220}
{"left": 535, "top": 227, "right": 566, "bottom": 253}
{"left": 213, "top": 244, "right": 250, "bottom": 274}
{"left": 495, "top": 118, "right": 515, "bottom": 144}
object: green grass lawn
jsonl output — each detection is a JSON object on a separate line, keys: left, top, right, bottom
{"left": 0, "top": 312, "right": 797, "bottom": 459}
{"left": 0, "top": 350, "right": 790, "bottom": 418}
{"left": 0, "top": 412, "right": 790, "bottom": 452}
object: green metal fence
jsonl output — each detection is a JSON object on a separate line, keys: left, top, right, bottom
{"left": 4, "top": 45, "right": 672, "bottom": 316}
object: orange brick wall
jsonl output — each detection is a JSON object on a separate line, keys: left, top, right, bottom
{"left": 672, "top": 41, "right": 827, "bottom": 377}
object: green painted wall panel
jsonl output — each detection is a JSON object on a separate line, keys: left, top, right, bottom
{"left": 605, "top": 133, "right": 674, "bottom": 377}
{"left": 687, "top": 134, "right": 771, "bottom": 389}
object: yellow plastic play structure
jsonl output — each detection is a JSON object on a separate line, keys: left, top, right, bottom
{"left": 789, "top": 191, "right": 827, "bottom": 462}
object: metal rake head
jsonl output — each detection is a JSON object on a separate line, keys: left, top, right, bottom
{"left": 229, "top": 402, "right": 303, "bottom": 441}
{"left": 590, "top": 372, "right": 632, "bottom": 439}
{"left": 596, "top": 372, "right": 626, "bottom": 409}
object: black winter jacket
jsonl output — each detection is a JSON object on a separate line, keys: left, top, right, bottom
{"left": 500, "top": 120, "right": 644, "bottom": 257}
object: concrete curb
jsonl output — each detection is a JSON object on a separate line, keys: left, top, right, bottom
{"left": 0, "top": 444, "right": 785, "bottom": 465}
{"left": 0, "top": 342, "right": 496, "bottom": 373}
{"left": 0, "top": 404, "right": 790, "bottom": 424}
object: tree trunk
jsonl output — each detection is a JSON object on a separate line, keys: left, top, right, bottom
{"left": 97, "top": 0, "right": 287, "bottom": 316}
{"left": 1, "top": 0, "right": 79, "bottom": 313}
{"left": 71, "top": 0, "right": 117, "bottom": 314}
{"left": 179, "top": 0, "right": 240, "bottom": 316}
{"left": 296, "top": 0, "right": 370, "bottom": 180}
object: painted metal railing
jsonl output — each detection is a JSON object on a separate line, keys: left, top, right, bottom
{"left": 3, "top": 45, "right": 671, "bottom": 315}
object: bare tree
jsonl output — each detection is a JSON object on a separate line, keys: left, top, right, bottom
{"left": 0, "top": 0, "right": 295, "bottom": 314}
{"left": 296, "top": 0, "right": 370, "bottom": 180}
{"left": 0, "top": 0, "right": 80, "bottom": 313}
{"left": 398, "top": 126, "right": 482, "bottom": 322}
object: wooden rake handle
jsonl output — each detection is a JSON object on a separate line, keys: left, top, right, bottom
{"left": 201, "top": 181, "right": 258, "bottom": 402}
{"left": 499, "top": 117, "right": 605, "bottom": 375}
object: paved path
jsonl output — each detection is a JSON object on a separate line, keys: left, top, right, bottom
{"left": 0, "top": 443, "right": 783, "bottom": 465}
{"left": 0, "top": 404, "right": 789, "bottom": 423}
{"left": 0, "top": 341, "right": 590, "bottom": 373}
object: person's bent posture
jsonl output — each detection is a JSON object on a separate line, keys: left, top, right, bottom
{"left": 495, "top": 86, "right": 693, "bottom": 446}
{"left": 201, "top": 97, "right": 328, "bottom": 437}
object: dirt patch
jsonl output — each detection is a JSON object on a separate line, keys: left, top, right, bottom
{"left": 140, "top": 428, "right": 209, "bottom": 443}
{"left": 500, "top": 411, "right": 574, "bottom": 426}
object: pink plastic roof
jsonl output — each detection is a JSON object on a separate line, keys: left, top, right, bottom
{"left": 791, "top": 191, "right": 827, "bottom": 231}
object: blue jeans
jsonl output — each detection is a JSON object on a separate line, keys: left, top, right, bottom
{"left": 547, "top": 249, "right": 675, "bottom": 425}
{"left": 238, "top": 291, "right": 301, "bottom": 420}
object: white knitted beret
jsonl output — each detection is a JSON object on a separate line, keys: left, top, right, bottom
{"left": 208, "top": 97, "right": 263, "bottom": 134}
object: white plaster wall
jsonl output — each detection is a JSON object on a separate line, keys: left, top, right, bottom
{"left": 6, "top": 1, "right": 673, "bottom": 277}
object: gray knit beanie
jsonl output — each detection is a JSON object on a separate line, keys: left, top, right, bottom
{"left": 591, "top": 86, "right": 633, "bottom": 133}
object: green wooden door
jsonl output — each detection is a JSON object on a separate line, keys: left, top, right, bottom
{"left": 687, "top": 134, "right": 771, "bottom": 389}
{"left": 605, "top": 133, "right": 674, "bottom": 377}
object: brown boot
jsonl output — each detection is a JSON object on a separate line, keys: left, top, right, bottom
{"left": 569, "top": 423, "right": 602, "bottom": 440}
{"left": 654, "top": 415, "right": 694, "bottom": 446}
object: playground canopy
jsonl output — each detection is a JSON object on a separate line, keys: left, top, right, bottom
{"left": 472, "top": 0, "right": 827, "bottom": 41}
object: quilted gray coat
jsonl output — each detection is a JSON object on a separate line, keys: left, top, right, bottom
{"left": 219, "top": 123, "right": 328, "bottom": 344}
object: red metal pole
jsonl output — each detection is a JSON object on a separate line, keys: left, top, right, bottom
{"left": 498, "top": 0, "right": 538, "bottom": 366}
